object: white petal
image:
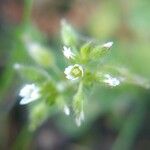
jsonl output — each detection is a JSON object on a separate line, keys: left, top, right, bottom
{"left": 103, "top": 74, "right": 120, "bottom": 86}
{"left": 75, "top": 111, "right": 84, "bottom": 127}
{"left": 20, "top": 97, "right": 38, "bottom": 105}
{"left": 64, "top": 64, "right": 84, "bottom": 80}
{"left": 19, "top": 84, "right": 40, "bottom": 105}
{"left": 64, "top": 65, "right": 73, "bottom": 75}
{"left": 103, "top": 41, "right": 113, "bottom": 48}
{"left": 75, "top": 117, "right": 81, "bottom": 127}
{"left": 80, "top": 111, "right": 84, "bottom": 121}
{"left": 63, "top": 105, "right": 70, "bottom": 116}
{"left": 66, "top": 74, "right": 75, "bottom": 80}
{"left": 64, "top": 65, "right": 76, "bottom": 80}
{"left": 31, "top": 90, "right": 40, "bottom": 99}
{"left": 19, "top": 84, "right": 33, "bottom": 97}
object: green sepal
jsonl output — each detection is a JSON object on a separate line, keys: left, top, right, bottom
{"left": 40, "top": 81, "right": 58, "bottom": 105}
{"left": 73, "top": 83, "right": 84, "bottom": 117}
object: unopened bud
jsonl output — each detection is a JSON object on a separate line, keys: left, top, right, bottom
{"left": 73, "top": 83, "right": 85, "bottom": 126}
{"left": 27, "top": 43, "right": 54, "bottom": 67}
{"left": 61, "top": 19, "right": 78, "bottom": 47}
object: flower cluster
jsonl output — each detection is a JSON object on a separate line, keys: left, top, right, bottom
{"left": 16, "top": 21, "right": 127, "bottom": 129}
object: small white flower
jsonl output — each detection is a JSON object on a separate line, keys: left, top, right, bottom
{"left": 103, "top": 74, "right": 120, "bottom": 87}
{"left": 19, "top": 84, "right": 40, "bottom": 105}
{"left": 63, "top": 105, "right": 70, "bottom": 116}
{"left": 75, "top": 111, "right": 84, "bottom": 127}
{"left": 102, "top": 41, "right": 113, "bottom": 48}
{"left": 63, "top": 46, "right": 75, "bottom": 59}
{"left": 64, "top": 64, "right": 84, "bottom": 80}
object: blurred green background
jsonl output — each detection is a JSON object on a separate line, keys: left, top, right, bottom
{"left": 0, "top": 0, "right": 150, "bottom": 150}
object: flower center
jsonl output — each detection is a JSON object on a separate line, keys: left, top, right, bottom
{"left": 71, "top": 66, "right": 82, "bottom": 78}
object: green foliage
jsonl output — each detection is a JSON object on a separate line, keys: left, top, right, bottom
{"left": 14, "top": 20, "right": 150, "bottom": 130}
{"left": 1, "top": 1, "right": 150, "bottom": 149}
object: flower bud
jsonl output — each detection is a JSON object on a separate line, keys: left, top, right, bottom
{"left": 96, "top": 72, "right": 120, "bottom": 87}
{"left": 73, "top": 83, "right": 85, "bottom": 126}
{"left": 29, "top": 102, "right": 49, "bottom": 131}
{"left": 80, "top": 42, "right": 93, "bottom": 63}
{"left": 103, "top": 74, "right": 120, "bottom": 87}
{"left": 26, "top": 43, "right": 54, "bottom": 67}
{"left": 90, "top": 41, "right": 113, "bottom": 59}
{"left": 61, "top": 19, "right": 78, "bottom": 47}
{"left": 56, "top": 96, "right": 70, "bottom": 116}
